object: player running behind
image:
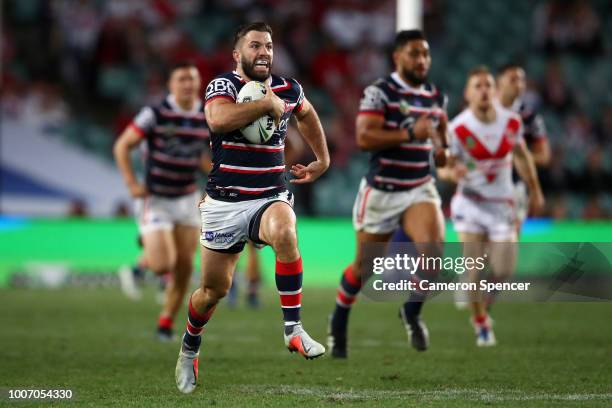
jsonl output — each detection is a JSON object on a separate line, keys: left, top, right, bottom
{"left": 327, "top": 30, "right": 449, "bottom": 358}
{"left": 114, "top": 61, "right": 210, "bottom": 341}
{"left": 446, "top": 66, "right": 544, "bottom": 346}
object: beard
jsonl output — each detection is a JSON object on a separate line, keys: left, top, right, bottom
{"left": 401, "top": 67, "right": 427, "bottom": 86}
{"left": 241, "top": 56, "right": 271, "bottom": 82}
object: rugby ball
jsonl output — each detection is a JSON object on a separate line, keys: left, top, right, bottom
{"left": 237, "top": 81, "right": 276, "bottom": 144}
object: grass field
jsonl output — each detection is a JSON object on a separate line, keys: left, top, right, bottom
{"left": 1, "top": 287, "right": 611, "bottom": 407}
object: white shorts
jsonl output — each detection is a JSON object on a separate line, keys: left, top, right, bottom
{"left": 134, "top": 192, "right": 201, "bottom": 234}
{"left": 513, "top": 181, "right": 529, "bottom": 224}
{"left": 352, "top": 178, "right": 441, "bottom": 234}
{"left": 451, "top": 194, "right": 517, "bottom": 241}
{"left": 200, "top": 190, "right": 294, "bottom": 253}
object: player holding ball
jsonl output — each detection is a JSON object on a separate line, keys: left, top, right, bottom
{"left": 175, "top": 22, "right": 330, "bottom": 394}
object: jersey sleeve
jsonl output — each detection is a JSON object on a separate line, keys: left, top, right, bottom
{"left": 438, "top": 93, "right": 449, "bottom": 114}
{"left": 290, "top": 78, "right": 306, "bottom": 113}
{"left": 525, "top": 112, "right": 547, "bottom": 142}
{"left": 205, "top": 77, "right": 238, "bottom": 104}
{"left": 448, "top": 124, "right": 463, "bottom": 157}
{"left": 516, "top": 116, "right": 525, "bottom": 145}
{"left": 130, "top": 106, "right": 155, "bottom": 137}
{"left": 358, "top": 84, "right": 387, "bottom": 116}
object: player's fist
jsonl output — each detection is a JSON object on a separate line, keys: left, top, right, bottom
{"left": 411, "top": 114, "right": 435, "bottom": 141}
{"left": 529, "top": 189, "right": 545, "bottom": 215}
{"left": 264, "top": 82, "right": 285, "bottom": 125}
{"left": 128, "top": 181, "right": 148, "bottom": 198}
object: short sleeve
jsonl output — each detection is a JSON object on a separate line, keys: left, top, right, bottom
{"left": 439, "top": 93, "right": 449, "bottom": 113}
{"left": 515, "top": 116, "right": 525, "bottom": 145}
{"left": 130, "top": 106, "right": 155, "bottom": 137}
{"left": 293, "top": 79, "right": 306, "bottom": 113}
{"left": 448, "top": 125, "right": 462, "bottom": 157}
{"left": 205, "top": 77, "right": 238, "bottom": 104}
{"left": 359, "top": 85, "right": 387, "bottom": 114}
{"left": 527, "top": 113, "right": 547, "bottom": 141}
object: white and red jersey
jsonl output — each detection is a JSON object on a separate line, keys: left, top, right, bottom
{"left": 449, "top": 105, "right": 523, "bottom": 200}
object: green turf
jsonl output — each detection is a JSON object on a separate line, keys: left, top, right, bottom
{"left": 2, "top": 218, "right": 612, "bottom": 287}
{"left": 1, "top": 288, "right": 610, "bottom": 407}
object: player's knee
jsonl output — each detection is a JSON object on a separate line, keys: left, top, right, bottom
{"left": 148, "top": 257, "right": 176, "bottom": 276}
{"left": 174, "top": 255, "right": 193, "bottom": 275}
{"left": 202, "top": 284, "right": 229, "bottom": 303}
{"left": 269, "top": 225, "right": 297, "bottom": 253}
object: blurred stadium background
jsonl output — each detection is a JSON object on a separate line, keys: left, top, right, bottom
{"left": 1, "top": 1, "right": 611, "bottom": 406}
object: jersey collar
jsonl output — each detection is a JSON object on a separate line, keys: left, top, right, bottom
{"left": 391, "top": 72, "right": 428, "bottom": 93}
{"left": 166, "top": 94, "right": 202, "bottom": 115}
{"left": 232, "top": 70, "right": 275, "bottom": 86}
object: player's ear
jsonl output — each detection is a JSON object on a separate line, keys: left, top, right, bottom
{"left": 392, "top": 50, "right": 400, "bottom": 68}
{"left": 232, "top": 49, "right": 240, "bottom": 65}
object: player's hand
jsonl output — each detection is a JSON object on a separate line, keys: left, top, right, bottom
{"left": 128, "top": 181, "right": 148, "bottom": 198}
{"left": 529, "top": 189, "right": 545, "bottom": 215}
{"left": 264, "top": 82, "right": 285, "bottom": 126}
{"left": 411, "top": 114, "right": 436, "bottom": 141}
{"left": 289, "top": 161, "right": 328, "bottom": 184}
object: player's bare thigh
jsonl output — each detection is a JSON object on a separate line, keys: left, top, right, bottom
{"left": 141, "top": 229, "right": 177, "bottom": 276}
{"left": 258, "top": 201, "right": 298, "bottom": 262}
{"left": 401, "top": 201, "right": 445, "bottom": 243}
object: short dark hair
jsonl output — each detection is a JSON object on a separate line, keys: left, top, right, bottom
{"left": 393, "top": 29, "right": 427, "bottom": 51}
{"left": 497, "top": 62, "right": 523, "bottom": 77}
{"left": 234, "top": 22, "right": 273, "bottom": 48}
{"left": 166, "top": 60, "right": 197, "bottom": 79}
{"left": 467, "top": 65, "right": 492, "bottom": 80}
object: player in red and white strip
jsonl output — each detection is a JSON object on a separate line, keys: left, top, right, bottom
{"left": 447, "top": 66, "right": 545, "bottom": 346}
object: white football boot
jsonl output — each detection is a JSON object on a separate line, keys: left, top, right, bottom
{"left": 175, "top": 348, "right": 199, "bottom": 394}
{"left": 284, "top": 324, "right": 325, "bottom": 360}
{"left": 472, "top": 316, "right": 497, "bottom": 347}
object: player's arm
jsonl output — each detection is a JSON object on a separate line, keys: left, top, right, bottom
{"left": 205, "top": 83, "right": 284, "bottom": 133}
{"left": 290, "top": 98, "right": 330, "bottom": 184}
{"left": 437, "top": 125, "right": 466, "bottom": 182}
{"left": 432, "top": 114, "right": 449, "bottom": 167}
{"left": 200, "top": 154, "right": 213, "bottom": 173}
{"left": 527, "top": 113, "right": 551, "bottom": 166}
{"left": 438, "top": 154, "right": 467, "bottom": 183}
{"left": 355, "top": 84, "right": 429, "bottom": 151}
{"left": 355, "top": 113, "right": 410, "bottom": 151}
{"left": 529, "top": 138, "right": 551, "bottom": 167}
{"left": 113, "top": 125, "right": 147, "bottom": 198}
{"left": 513, "top": 139, "right": 545, "bottom": 214}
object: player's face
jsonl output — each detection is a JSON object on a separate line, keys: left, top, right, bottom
{"left": 466, "top": 73, "right": 496, "bottom": 111}
{"left": 498, "top": 68, "right": 526, "bottom": 101}
{"left": 394, "top": 40, "right": 431, "bottom": 85}
{"left": 168, "top": 67, "right": 201, "bottom": 104}
{"left": 236, "top": 30, "right": 273, "bottom": 81}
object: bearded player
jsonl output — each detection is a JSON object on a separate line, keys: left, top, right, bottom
{"left": 447, "top": 66, "right": 544, "bottom": 346}
{"left": 327, "top": 30, "right": 448, "bottom": 358}
{"left": 175, "top": 22, "right": 330, "bottom": 394}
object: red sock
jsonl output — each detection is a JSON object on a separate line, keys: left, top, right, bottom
{"left": 475, "top": 314, "right": 487, "bottom": 326}
{"left": 275, "top": 258, "right": 303, "bottom": 324}
{"left": 158, "top": 315, "right": 173, "bottom": 330}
